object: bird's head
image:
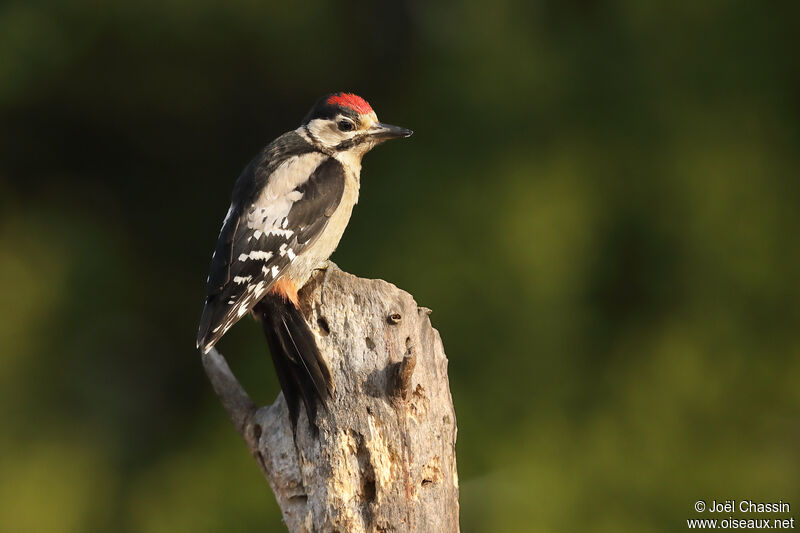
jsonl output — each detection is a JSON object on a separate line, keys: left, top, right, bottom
{"left": 301, "top": 93, "right": 412, "bottom": 158}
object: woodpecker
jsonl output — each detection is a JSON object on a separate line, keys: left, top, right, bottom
{"left": 197, "top": 93, "right": 412, "bottom": 428}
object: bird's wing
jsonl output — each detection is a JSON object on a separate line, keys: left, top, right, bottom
{"left": 197, "top": 154, "right": 346, "bottom": 352}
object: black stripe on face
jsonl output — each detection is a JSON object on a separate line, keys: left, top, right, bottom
{"left": 334, "top": 133, "right": 370, "bottom": 151}
{"left": 303, "top": 125, "right": 323, "bottom": 149}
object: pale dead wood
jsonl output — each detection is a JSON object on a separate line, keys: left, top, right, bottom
{"left": 202, "top": 266, "right": 459, "bottom": 532}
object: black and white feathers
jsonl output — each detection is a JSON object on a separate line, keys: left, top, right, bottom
{"left": 196, "top": 131, "right": 347, "bottom": 353}
{"left": 197, "top": 92, "right": 412, "bottom": 358}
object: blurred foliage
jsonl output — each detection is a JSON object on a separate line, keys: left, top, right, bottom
{"left": 1, "top": 0, "right": 799, "bottom": 531}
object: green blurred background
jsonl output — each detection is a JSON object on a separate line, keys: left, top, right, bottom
{"left": 2, "top": 1, "right": 799, "bottom": 531}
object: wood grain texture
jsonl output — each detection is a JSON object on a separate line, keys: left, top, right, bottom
{"left": 202, "top": 266, "right": 459, "bottom": 532}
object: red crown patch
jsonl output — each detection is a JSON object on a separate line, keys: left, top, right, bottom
{"left": 326, "top": 93, "right": 373, "bottom": 115}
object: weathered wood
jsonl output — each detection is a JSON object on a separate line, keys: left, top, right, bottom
{"left": 202, "top": 266, "right": 459, "bottom": 532}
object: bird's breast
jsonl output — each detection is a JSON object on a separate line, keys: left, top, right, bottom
{"left": 283, "top": 167, "right": 360, "bottom": 288}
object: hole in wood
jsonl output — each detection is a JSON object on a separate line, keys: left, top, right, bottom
{"left": 352, "top": 430, "right": 378, "bottom": 509}
{"left": 362, "top": 476, "right": 376, "bottom": 502}
{"left": 387, "top": 312, "right": 402, "bottom": 324}
{"left": 317, "top": 317, "right": 330, "bottom": 336}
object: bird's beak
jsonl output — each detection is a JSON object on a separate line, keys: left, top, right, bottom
{"left": 368, "top": 122, "right": 413, "bottom": 141}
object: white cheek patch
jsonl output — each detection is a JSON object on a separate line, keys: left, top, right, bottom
{"left": 305, "top": 117, "right": 357, "bottom": 148}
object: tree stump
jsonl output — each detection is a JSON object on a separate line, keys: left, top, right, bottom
{"left": 201, "top": 267, "right": 459, "bottom": 532}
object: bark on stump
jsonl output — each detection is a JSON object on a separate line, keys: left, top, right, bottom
{"left": 202, "top": 267, "right": 459, "bottom": 532}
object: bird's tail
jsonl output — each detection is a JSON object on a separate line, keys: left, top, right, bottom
{"left": 254, "top": 295, "right": 332, "bottom": 432}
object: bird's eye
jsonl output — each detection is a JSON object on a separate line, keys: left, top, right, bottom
{"left": 337, "top": 120, "right": 354, "bottom": 132}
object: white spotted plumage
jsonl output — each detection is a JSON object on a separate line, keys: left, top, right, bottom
{"left": 245, "top": 153, "right": 326, "bottom": 237}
